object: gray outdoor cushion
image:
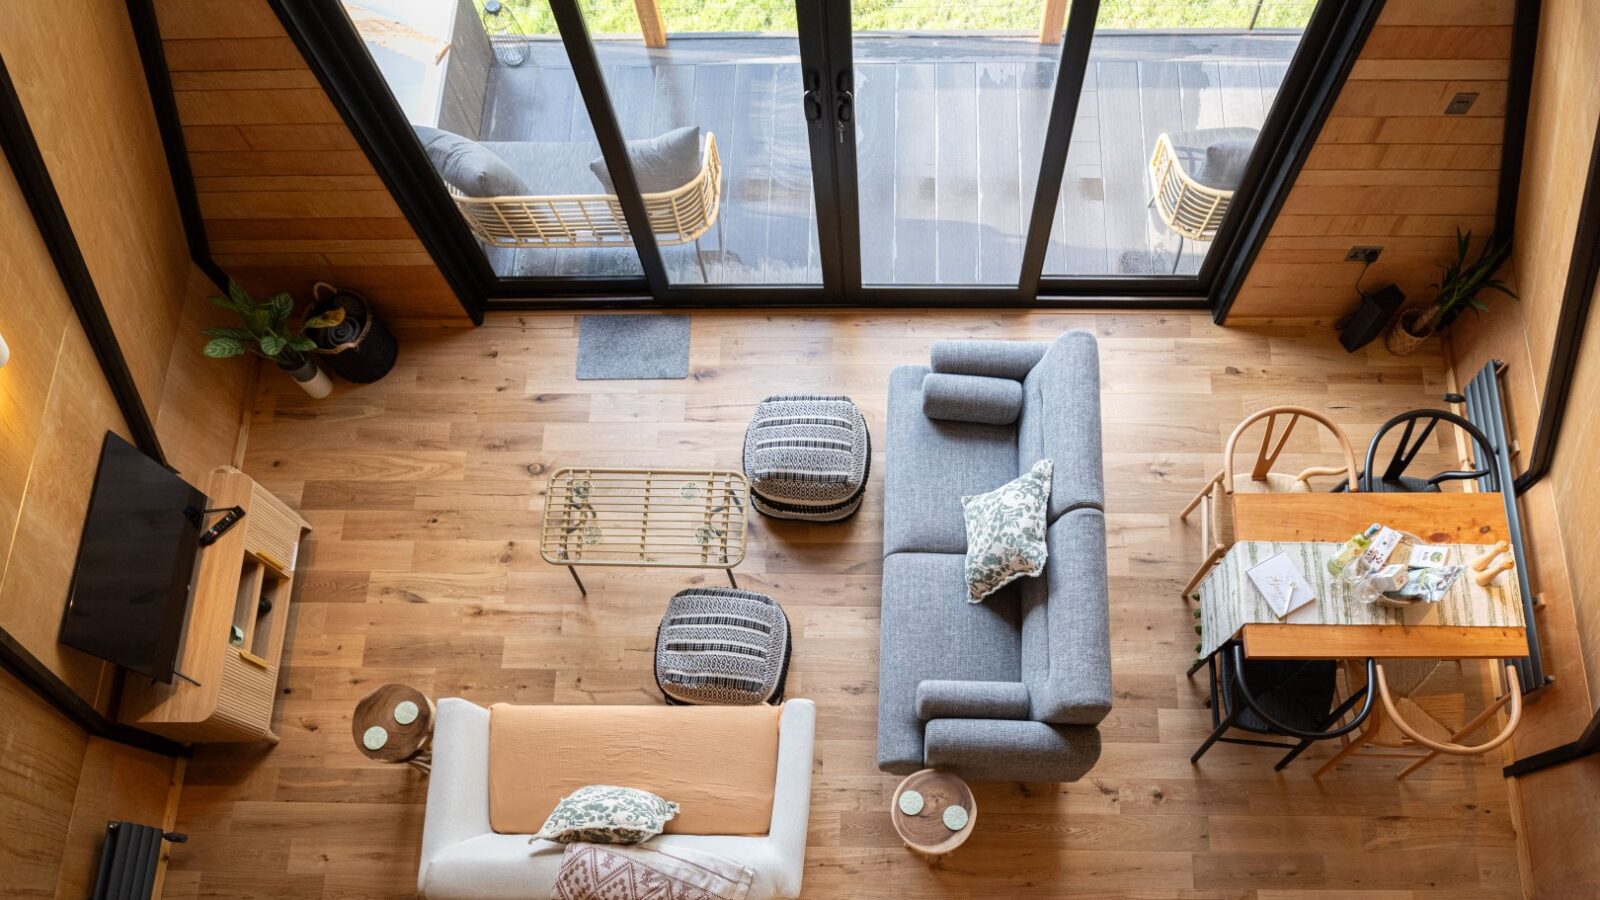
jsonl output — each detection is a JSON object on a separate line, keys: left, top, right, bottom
{"left": 1018, "top": 330, "right": 1105, "bottom": 520}
{"left": 915, "top": 680, "right": 1030, "bottom": 721}
{"left": 930, "top": 340, "right": 1048, "bottom": 380}
{"left": 481, "top": 141, "right": 599, "bottom": 195}
{"left": 589, "top": 126, "right": 703, "bottom": 194}
{"left": 877, "top": 551, "right": 1023, "bottom": 775}
{"left": 1018, "top": 508, "right": 1113, "bottom": 725}
{"left": 1202, "top": 139, "right": 1256, "bottom": 191}
{"left": 1165, "top": 126, "right": 1260, "bottom": 191}
{"left": 924, "top": 718, "right": 1101, "bottom": 783}
{"left": 413, "top": 126, "right": 529, "bottom": 198}
{"left": 922, "top": 373, "right": 1023, "bottom": 425}
{"left": 884, "top": 365, "right": 1020, "bottom": 556}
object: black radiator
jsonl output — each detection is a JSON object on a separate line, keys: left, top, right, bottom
{"left": 1460, "top": 360, "right": 1549, "bottom": 695}
{"left": 92, "top": 821, "right": 186, "bottom": 900}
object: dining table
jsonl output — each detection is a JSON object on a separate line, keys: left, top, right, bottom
{"left": 1194, "top": 491, "right": 1527, "bottom": 663}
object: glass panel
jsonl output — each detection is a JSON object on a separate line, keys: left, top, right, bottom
{"left": 1045, "top": 0, "right": 1318, "bottom": 277}
{"left": 342, "top": 0, "right": 644, "bottom": 279}
{"left": 852, "top": 2, "right": 1062, "bottom": 285}
{"left": 569, "top": 1, "right": 823, "bottom": 285}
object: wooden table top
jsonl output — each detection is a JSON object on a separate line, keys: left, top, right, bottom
{"left": 352, "top": 684, "right": 434, "bottom": 764}
{"left": 890, "top": 769, "right": 976, "bottom": 856}
{"left": 1206, "top": 492, "right": 1525, "bottom": 661}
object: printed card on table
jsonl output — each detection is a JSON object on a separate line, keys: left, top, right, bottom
{"left": 1246, "top": 552, "right": 1318, "bottom": 619}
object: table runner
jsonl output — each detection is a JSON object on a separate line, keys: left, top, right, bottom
{"left": 1197, "top": 540, "right": 1524, "bottom": 659}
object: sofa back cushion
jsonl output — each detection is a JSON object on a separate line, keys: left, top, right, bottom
{"left": 488, "top": 703, "right": 781, "bottom": 837}
{"left": 1018, "top": 330, "right": 1105, "bottom": 519}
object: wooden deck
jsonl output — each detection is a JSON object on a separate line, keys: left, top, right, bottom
{"left": 474, "top": 32, "right": 1298, "bottom": 283}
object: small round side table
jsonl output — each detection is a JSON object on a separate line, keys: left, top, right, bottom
{"left": 352, "top": 684, "right": 435, "bottom": 773}
{"left": 890, "top": 769, "right": 976, "bottom": 857}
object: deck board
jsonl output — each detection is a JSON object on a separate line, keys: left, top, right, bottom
{"left": 471, "top": 33, "right": 1295, "bottom": 283}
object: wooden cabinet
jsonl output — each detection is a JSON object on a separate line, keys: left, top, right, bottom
{"left": 119, "top": 468, "right": 309, "bottom": 743}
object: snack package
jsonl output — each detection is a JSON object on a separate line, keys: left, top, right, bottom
{"left": 1385, "top": 565, "right": 1464, "bottom": 603}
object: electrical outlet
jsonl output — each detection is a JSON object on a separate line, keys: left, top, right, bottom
{"left": 1346, "top": 246, "right": 1383, "bottom": 264}
{"left": 1445, "top": 92, "right": 1479, "bottom": 115}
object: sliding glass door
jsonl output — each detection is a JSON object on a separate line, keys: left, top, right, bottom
{"left": 307, "top": 0, "right": 1344, "bottom": 307}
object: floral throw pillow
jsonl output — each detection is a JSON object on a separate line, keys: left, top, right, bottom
{"left": 533, "top": 785, "right": 680, "bottom": 845}
{"left": 960, "top": 459, "right": 1053, "bottom": 602}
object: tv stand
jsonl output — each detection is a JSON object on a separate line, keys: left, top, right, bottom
{"left": 119, "top": 467, "right": 310, "bottom": 743}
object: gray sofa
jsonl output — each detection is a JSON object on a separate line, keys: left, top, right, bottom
{"left": 878, "top": 332, "right": 1112, "bottom": 783}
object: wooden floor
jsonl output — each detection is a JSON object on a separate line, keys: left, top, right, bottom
{"left": 476, "top": 33, "right": 1297, "bottom": 283}
{"left": 163, "top": 311, "right": 1521, "bottom": 899}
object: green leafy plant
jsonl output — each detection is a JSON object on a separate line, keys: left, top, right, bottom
{"left": 1413, "top": 229, "right": 1518, "bottom": 334}
{"left": 201, "top": 280, "right": 344, "bottom": 367}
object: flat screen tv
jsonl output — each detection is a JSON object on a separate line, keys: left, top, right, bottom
{"left": 59, "top": 432, "right": 206, "bottom": 684}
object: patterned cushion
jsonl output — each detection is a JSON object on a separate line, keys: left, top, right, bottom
{"left": 960, "top": 459, "right": 1053, "bottom": 602}
{"left": 552, "top": 843, "right": 755, "bottom": 900}
{"left": 742, "top": 394, "right": 870, "bottom": 522}
{"left": 534, "top": 784, "right": 680, "bottom": 845}
{"left": 655, "top": 588, "right": 791, "bottom": 705}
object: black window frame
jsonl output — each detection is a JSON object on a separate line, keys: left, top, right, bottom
{"left": 268, "top": 0, "right": 1386, "bottom": 315}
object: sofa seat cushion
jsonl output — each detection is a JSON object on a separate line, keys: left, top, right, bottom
{"left": 885, "top": 365, "right": 1020, "bottom": 555}
{"left": 878, "top": 552, "right": 1023, "bottom": 774}
{"left": 488, "top": 704, "right": 781, "bottom": 836}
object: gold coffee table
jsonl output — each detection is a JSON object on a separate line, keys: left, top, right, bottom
{"left": 539, "top": 467, "right": 750, "bottom": 595}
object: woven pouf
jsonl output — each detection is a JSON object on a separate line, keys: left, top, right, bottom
{"left": 741, "top": 394, "right": 870, "bottom": 522}
{"left": 654, "top": 587, "right": 791, "bottom": 705}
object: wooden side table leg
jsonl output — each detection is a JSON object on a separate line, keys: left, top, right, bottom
{"left": 409, "top": 750, "right": 432, "bottom": 775}
{"left": 726, "top": 569, "right": 738, "bottom": 589}
{"left": 567, "top": 565, "right": 587, "bottom": 596}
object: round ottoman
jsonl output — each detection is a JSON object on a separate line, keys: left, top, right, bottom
{"left": 741, "top": 394, "right": 870, "bottom": 522}
{"left": 654, "top": 587, "right": 791, "bottom": 705}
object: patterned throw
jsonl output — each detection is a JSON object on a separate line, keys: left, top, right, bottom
{"left": 741, "top": 394, "right": 870, "bottom": 522}
{"left": 551, "top": 843, "right": 755, "bottom": 900}
{"left": 960, "top": 459, "right": 1053, "bottom": 602}
{"left": 654, "top": 587, "right": 791, "bottom": 705}
{"left": 534, "top": 785, "right": 680, "bottom": 845}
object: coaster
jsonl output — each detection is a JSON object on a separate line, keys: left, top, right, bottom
{"left": 942, "top": 805, "right": 969, "bottom": 831}
{"left": 897, "top": 790, "right": 925, "bottom": 816}
{"left": 362, "top": 725, "right": 389, "bottom": 751}
{"left": 394, "top": 700, "right": 419, "bottom": 725}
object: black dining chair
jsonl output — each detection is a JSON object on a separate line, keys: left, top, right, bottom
{"left": 1191, "top": 642, "right": 1377, "bottom": 771}
{"left": 1358, "top": 408, "right": 1499, "bottom": 493}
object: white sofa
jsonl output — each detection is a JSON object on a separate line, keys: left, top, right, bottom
{"left": 418, "top": 698, "right": 816, "bottom": 899}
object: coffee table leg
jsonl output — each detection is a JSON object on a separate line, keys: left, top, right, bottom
{"left": 567, "top": 566, "right": 587, "bottom": 596}
{"left": 726, "top": 569, "right": 738, "bottom": 589}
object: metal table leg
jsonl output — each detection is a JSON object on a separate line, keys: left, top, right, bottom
{"left": 567, "top": 565, "right": 587, "bottom": 596}
{"left": 726, "top": 569, "right": 738, "bottom": 589}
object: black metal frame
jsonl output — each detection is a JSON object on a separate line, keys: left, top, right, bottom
{"left": 1494, "top": 0, "right": 1542, "bottom": 241}
{"left": 1505, "top": 704, "right": 1600, "bottom": 777}
{"left": 124, "top": 0, "right": 227, "bottom": 291}
{"left": 266, "top": 0, "right": 488, "bottom": 323}
{"left": 1209, "top": 0, "right": 1388, "bottom": 322}
{"left": 1190, "top": 643, "right": 1376, "bottom": 771}
{"left": 267, "top": 0, "right": 1375, "bottom": 312}
{"left": 1461, "top": 362, "right": 1548, "bottom": 696}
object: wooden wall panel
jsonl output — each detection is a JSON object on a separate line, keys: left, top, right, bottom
{"left": 0, "top": 670, "right": 88, "bottom": 899}
{"left": 1445, "top": 0, "right": 1600, "bottom": 895}
{"left": 1229, "top": 0, "right": 1514, "bottom": 321}
{"left": 153, "top": 0, "right": 469, "bottom": 321}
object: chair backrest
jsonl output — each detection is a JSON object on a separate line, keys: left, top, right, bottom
{"left": 1361, "top": 408, "right": 1497, "bottom": 492}
{"left": 1376, "top": 662, "right": 1522, "bottom": 756}
{"left": 1230, "top": 645, "right": 1376, "bottom": 740}
{"left": 1149, "top": 134, "right": 1235, "bottom": 241}
{"left": 1221, "top": 406, "right": 1359, "bottom": 494}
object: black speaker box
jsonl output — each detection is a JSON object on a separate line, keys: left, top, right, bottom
{"left": 1339, "top": 284, "right": 1405, "bottom": 353}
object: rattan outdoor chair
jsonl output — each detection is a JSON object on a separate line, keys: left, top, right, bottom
{"left": 1148, "top": 126, "right": 1258, "bottom": 273}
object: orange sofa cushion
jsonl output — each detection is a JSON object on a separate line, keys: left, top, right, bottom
{"left": 487, "top": 703, "right": 782, "bottom": 836}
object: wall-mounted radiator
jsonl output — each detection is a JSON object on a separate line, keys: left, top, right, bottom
{"left": 92, "top": 821, "right": 187, "bottom": 900}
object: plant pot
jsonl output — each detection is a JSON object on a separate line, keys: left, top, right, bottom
{"left": 1385, "top": 308, "right": 1435, "bottom": 356}
{"left": 278, "top": 355, "right": 332, "bottom": 399}
{"left": 307, "top": 282, "right": 398, "bottom": 384}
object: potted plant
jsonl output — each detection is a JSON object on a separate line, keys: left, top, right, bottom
{"left": 201, "top": 280, "right": 345, "bottom": 398}
{"left": 1387, "top": 229, "right": 1518, "bottom": 355}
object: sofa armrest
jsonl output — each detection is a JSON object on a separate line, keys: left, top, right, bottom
{"left": 767, "top": 699, "right": 815, "bottom": 899}
{"left": 420, "top": 698, "right": 494, "bottom": 897}
{"left": 924, "top": 719, "right": 1101, "bottom": 783}
{"left": 930, "top": 340, "right": 1048, "bottom": 380}
{"left": 916, "top": 680, "right": 1030, "bottom": 721}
